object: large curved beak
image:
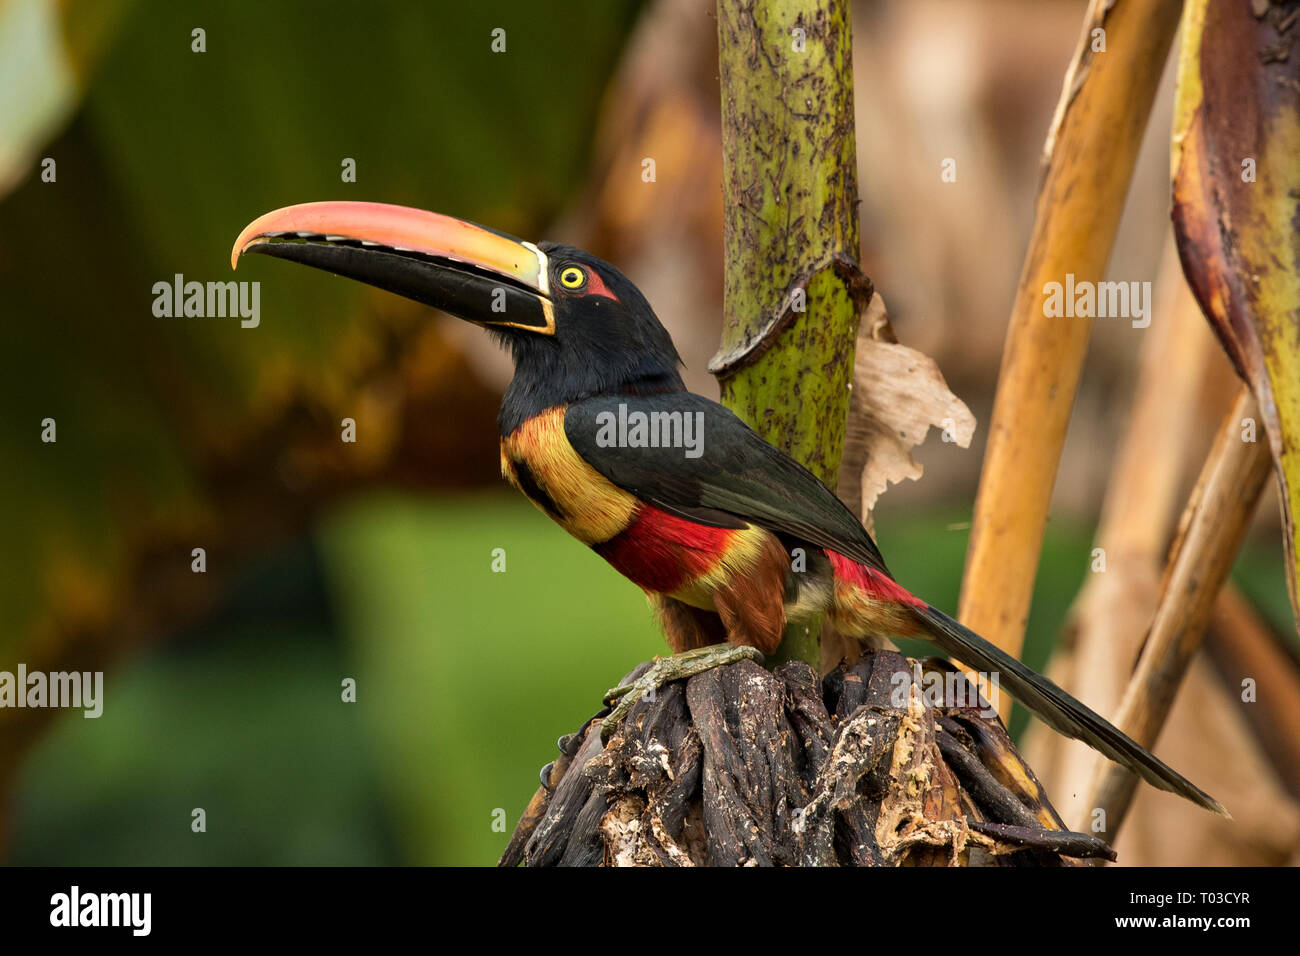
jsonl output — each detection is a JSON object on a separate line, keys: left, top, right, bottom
{"left": 231, "top": 201, "right": 554, "bottom": 333}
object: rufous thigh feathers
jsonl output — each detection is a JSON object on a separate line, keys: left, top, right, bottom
{"left": 710, "top": 534, "right": 790, "bottom": 655}
{"left": 652, "top": 595, "right": 728, "bottom": 653}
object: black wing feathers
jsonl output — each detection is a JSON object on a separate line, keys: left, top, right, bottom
{"left": 564, "top": 393, "right": 891, "bottom": 576}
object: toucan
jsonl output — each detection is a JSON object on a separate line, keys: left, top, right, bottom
{"left": 232, "top": 201, "right": 1224, "bottom": 816}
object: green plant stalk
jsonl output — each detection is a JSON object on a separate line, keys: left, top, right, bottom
{"left": 712, "top": 0, "right": 866, "bottom": 670}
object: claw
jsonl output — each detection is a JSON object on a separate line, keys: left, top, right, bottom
{"left": 599, "top": 644, "right": 764, "bottom": 745}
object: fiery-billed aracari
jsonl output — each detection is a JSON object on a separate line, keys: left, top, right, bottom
{"left": 232, "top": 201, "right": 1223, "bottom": 815}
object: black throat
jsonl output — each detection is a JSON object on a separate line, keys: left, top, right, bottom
{"left": 496, "top": 333, "right": 685, "bottom": 435}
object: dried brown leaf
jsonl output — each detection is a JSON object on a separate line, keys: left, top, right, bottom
{"left": 838, "top": 293, "right": 976, "bottom": 531}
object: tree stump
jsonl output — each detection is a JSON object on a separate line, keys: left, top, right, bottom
{"left": 500, "top": 649, "right": 1116, "bottom": 866}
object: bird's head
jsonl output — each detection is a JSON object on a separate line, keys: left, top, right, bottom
{"left": 232, "top": 201, "right": 684, "bottom": 427}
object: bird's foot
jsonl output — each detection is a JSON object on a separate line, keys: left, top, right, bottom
{"left": 600, "top": 644, "right": 764, "bottom": 744}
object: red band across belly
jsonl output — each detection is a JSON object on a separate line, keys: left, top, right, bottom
{"left": 593, "top": 505, "right": 735, "bottom": 594}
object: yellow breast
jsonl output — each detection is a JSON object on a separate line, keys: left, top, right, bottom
{"left": 500, "top": 406, "right": 638, "bottom": 544}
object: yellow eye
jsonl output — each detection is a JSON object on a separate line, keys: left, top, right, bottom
{"left": 559, "top": 266, "right": 586, "bottom": 289}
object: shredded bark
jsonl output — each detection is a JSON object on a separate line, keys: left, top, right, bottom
{"left": 501, "top": 650, "right": 1110, "bottom": 867}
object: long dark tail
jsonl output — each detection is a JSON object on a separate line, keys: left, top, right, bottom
{"left": 912, "top": 603, "right": 1227, "bottom": 817}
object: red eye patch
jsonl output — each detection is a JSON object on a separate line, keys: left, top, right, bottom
{"left": 584, "top": 269, "right": 619, "bottom": 302}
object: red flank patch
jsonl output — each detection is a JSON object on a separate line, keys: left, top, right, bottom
{"left": 826, "top": 551, "right": 924, "bottom": 607}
